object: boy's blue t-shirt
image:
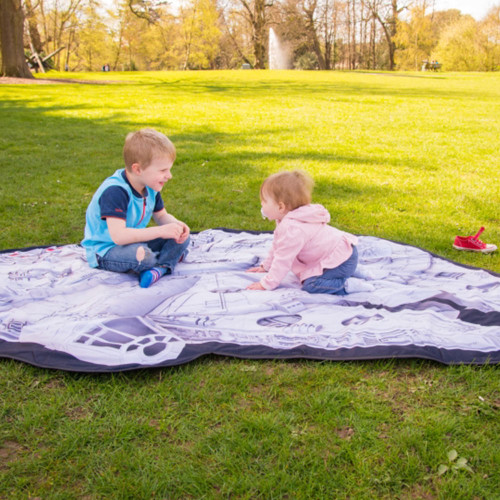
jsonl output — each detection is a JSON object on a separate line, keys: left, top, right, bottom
{"left": 82, "top": 169, "right": 164, "bottom": 267}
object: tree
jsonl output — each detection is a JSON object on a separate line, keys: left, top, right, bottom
{"left": 111, "top": 0, "right": 181, "bottom": 70}
{"left": 77, "top": 1, "right": 112, "bottom": 70}
{"left": 395, "top": 2, "right": 434, "bottom": 69}
{"left": 302, "top": 0, "right": 330, "bottom": 69}
{"left": 127, "top": 0, "right": 163, "bottom": 23}
{"left": 177, "top": 0, "right": 222, "bottom": 69}
{"left": 219, "top": 1, "right": 255, "bottom": 68}
{"left": 24, "top": 0, "right": 43, "bottom": 52}
{"left": 367, "top": 0, "right": 410, "bottom": 70}
{"left": 120, "top": 2, "right": 150, "bottom": 69}
{"left": 433, "top": 16, "right": 487, "bottom": 70}
{"left": 480, "top": 5, "right": 500, "bottom": 70}
{"left": 233, "top": 0, "right": 274, "bottom": 68}
{"left": 146, "top": 12, "right": 183, "bottom": 69}
{"left": 35, "top": 0, "right": 85, "bottom": 70}
{"left": 269, "top": 0, "right": 308, "bottom": 68}
{"left": 428, "top": 8, "right": 462, "bottom": 42}
{"left": 0, "top": 0, "right": 34, "bottom": 77}
{"left": 273, "top": 0, "right": 341, "bottom": 70}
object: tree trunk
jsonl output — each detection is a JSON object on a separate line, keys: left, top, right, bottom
{"left": 24, "top": 0, "right": 43, "bottom": 53}
{"left": 0, "top": 0, "right": 34, "bottom": 77}
{"left": 351, "top": 0, "right": 356, "bottom": 69}
{"left": 238, "top": 0, "right": 269, "bottom": 69}
{"left": 370, "top": 15, "right": 376, "bottom": 68}
{"left": 304, "top": 1, "right": 326, "bottom": 70}
{"left": 371, "top": 8, "right": 395, "bottom": 70}
{"left": 252, "top": 0, "right": 266, "bottom": 69}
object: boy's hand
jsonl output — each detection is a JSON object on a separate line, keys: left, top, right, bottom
{"left": 159, "top": 222, "right": 185, "bottom": 242}
{"left": 247, "top": 281, "right": 266, "bottom": 291}
{"left": 153, "top": 209, "right": 190, "bottom": 243}
{"left": 246, "top": 265, "right": 266, "bottom": 273}
{"left": 176, "top": 221, "right": 190, "bottom": 243}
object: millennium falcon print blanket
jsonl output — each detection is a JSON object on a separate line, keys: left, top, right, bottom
{"left": 1, "top": 229, "right": 499, "bottom": 372}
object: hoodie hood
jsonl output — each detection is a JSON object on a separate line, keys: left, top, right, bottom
{"left": 285, "top": 204, "right": 331, "bottom": 224}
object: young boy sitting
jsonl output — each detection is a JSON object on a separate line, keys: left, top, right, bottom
{"left": 82, "top": 128, "right": 190, "bottom": 288}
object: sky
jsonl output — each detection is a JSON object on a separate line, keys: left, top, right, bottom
{"left": 96, "top": 0, "right": 497, "bottom": 22}
{"left": 431, "top": 0, "right": 497, "bottom": 20}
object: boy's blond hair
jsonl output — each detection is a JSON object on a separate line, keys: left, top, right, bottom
{"left": 123, "top": 128, "right": 176, "bottom": 170}
{"left": 261, "top": 170, "right": 314, "bottom": 210}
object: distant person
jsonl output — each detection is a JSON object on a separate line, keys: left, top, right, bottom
{"left": 82, "top": 129, "right": 190, "bottom": 288}
{"left": 246, "top": 170, "right": 363, "bottom": 295}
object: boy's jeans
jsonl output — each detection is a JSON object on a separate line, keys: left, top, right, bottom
{"left": 301, "top": 246, "right": 358, "bottom": 295}
{"left": 97, "top": 237, "right": 190, "bottom": 274}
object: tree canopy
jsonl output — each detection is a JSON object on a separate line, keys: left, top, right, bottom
{"left": 1, "top": 0, "right": 499, "bottom": 76}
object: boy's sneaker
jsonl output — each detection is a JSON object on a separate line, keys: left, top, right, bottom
{"left": 453, "top": 227, "right": 497, "bottom": 253}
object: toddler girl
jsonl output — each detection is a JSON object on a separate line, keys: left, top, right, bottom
{"left": 247, "top": 170, "right": 359, "bottom": 295}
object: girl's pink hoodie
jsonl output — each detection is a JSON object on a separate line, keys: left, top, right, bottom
{"left": 260, "top": 204, "right": 358, "bottom": 290}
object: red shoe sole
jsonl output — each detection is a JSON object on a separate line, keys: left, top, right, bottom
{"left": 453, "top": 244, "right": 496, "bottom": 253}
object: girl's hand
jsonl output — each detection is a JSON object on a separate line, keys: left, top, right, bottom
{"left": 246, "top": 265, "right": 266, "bottom": 273}
{"left": 247, "top": 281, "right": 266, "bottom": 291}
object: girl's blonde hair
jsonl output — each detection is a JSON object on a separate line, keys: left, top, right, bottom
{"left": 123, "top": 128, "right": 176, "bottom": 170}
{"left": 261, "top": 170, "right": 314, "bottom": 210}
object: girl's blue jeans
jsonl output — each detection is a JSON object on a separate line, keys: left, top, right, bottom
{"left": 301, "top": 246, "right": 358, "bottom": 295}
{"left": 97, "top": 236, "right": 190, "bottom": 274}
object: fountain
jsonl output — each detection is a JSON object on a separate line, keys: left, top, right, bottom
{"left": 268, "top": 28, "right": 290, "bottom": 70}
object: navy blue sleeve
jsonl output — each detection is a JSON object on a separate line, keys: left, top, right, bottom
{"left": 98, "top": 186, "right": 129, "bottom": 220}
{"left": 154, "top": 192, "right": 164, "bottom": 212}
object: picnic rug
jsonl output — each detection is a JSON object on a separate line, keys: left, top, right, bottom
{"left": 1, "top": 229, "right": 499, "bottom": 372}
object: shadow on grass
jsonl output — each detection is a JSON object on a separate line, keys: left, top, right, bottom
{"left": 0, "top": 95, "right": 467, "bottom": 251}
{"left": 141, "top": 75, "right": 498, "bottom": 102}
{"left": 37, "top": 70, "right": 496, "bottom": 102}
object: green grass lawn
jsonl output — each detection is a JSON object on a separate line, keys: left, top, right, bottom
{"left": 0, "top": 70, "right": 499, "bottom": 498}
